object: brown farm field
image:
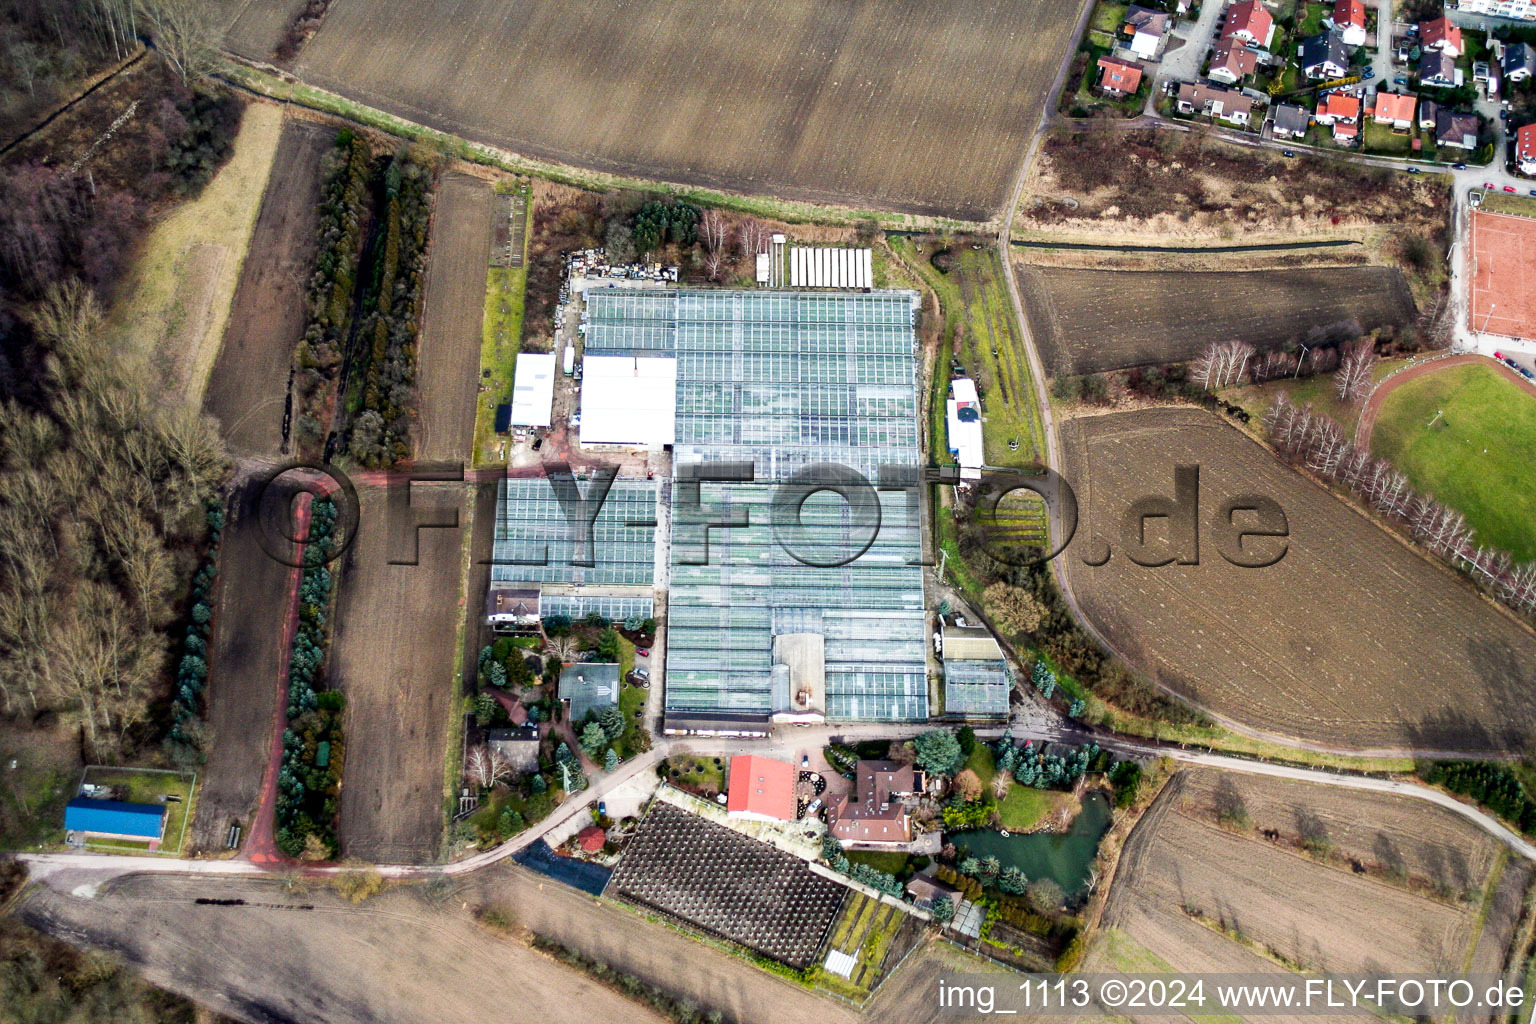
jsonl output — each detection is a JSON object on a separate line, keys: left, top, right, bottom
{"left": 328, "top": 484, "right": 468, "bottom": 863}
{"left": 190, "top": 477, "right": 302, "bottom": 853}
{"left": 214, "top": 0, "right": 308, "bottom": 62}
{"left": 1090, "top": 770, "right": 1526, "bottom": 1009}
{"left": 202, "top": 120, "right": 334, "bottom": 457}
{"left": 1017, "top": 264, "right": 1417, "bottom": 376}
{"left": 415, "top": 172, "right": 495, "bottom": 464}
{"left": 273, "top": 0, "right": 1083, "bottom": 219}
{"left": 1059, "top": 407, "right": 1536, "bottom": 753}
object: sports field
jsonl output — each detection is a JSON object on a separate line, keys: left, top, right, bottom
{"left": 1370, "top": 361, "right": 1536, "bottom": 562}
{"left": 1469, "top": 211, "right": 1536, "bottom": 342}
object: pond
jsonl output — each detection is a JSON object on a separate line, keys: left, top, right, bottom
{"left": 948, "top": 790, "right": 1113, "bottom": 899}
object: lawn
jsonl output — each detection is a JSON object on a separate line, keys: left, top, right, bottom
{"left": 1480, "top": 193, "right": 1536, "bottom": 219}
{"left": 1369, "top": 362, "right": 1536, "bottom": 561}
{"left": 1089, "top": 1, "right": 1129, "bottom": 34}
{"left": 663, "top": 755, "right": 725, "bottom": 797}
{"left": 79, "top": 767, "right": 197, "bottom": 856}
{"left": 472, "top": 183, "right": 531, "bottom": 465}
{"left": 1220, "top": 356, "right": 1408, "bottom": 442}
{"left": 615, "top": 635, "right": 649, "bottom": 760}
{"left": 996, "top": 784, "right": 1057, "bottom": 832}
{"left": 1298, "top": 2, "right": 1330, "bottom": 38}
{"left": 845, "top": 850, "right": 914, "bottom": 878}
{"left": 1362, "top": 120, "right": 1414, "bottom": 157}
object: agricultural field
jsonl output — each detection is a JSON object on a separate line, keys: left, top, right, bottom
{"left": 189, "top": 477, "right": 301, "bottom": 854}
{"left": 415, "top": 173, "right": 496, "bottom": 464}
{"left": 818, "top": 891, "right": 925, "bottom": 1000}
{"left": 1369, "top": 361, "right": 1536, "bottom": 562}
{"left": 1058, "top": 407, "right": 1536, "bottom": 752}
{"left": 280, "top": 0, "right": 1083, "bottom": 219}
{"left": 214, "top": 0, "right": 309, "bottom": 62}
{"left": 1088, "top": 769, "right": 1526, "bottom": 997}
{"left": 110, "top": 102, "right": 284, "bottom": 405}
{"left": 328, "top": 485, "right": 470, "bottom": 863}
{"left": 1016, "top": 264, "right": 1417, "bottom": 376}
{"left": 202, "top": 120, "right": 335, "bottom": 457}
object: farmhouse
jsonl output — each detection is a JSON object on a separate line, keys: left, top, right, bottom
{"left": 1420, "top": 16, "right": 1463, "bottom": 58}
{"left": 1327, "top": 0, "right": 1369, "bottom": 47}
{"left": 1299, "top": 31, "right": 1349, "bottom": 80}
{"left": 558, "top": 663, "right": 619, "bottom": 723}
{"left": 1123, "top": 5, "right": 1170, "bottom": 59}
{"left": 1418, "top": 50, "right": 1459, "bottom": 88}
{"left": 941, "top": 626, "right": 1010, "bottom": 719}
{"left": 946, "top": 377, "right": 984, "bottom": 480}
{"left": 829, "top": 760, "right": 918, "bottom": 845}
{"left": 1221, "top": 0, "right": 1275, "bottom": 48}
{"left": 508, "top": 352, "right": 556, "bottom": 429}
{"left": 726, "top": 754, "right": 798, "bottom": 823}
{"left": 1436, "top": 109, "right": 1481, "bottom": 150}
{"left": 1208, "top": 41, "right": 1259, "bottom": 84}
{"left": 606, "top": 801, "right": 847, "bottom": 967}
{"left": 1370, "top": 91, "right": 1418, "bottom": 130}
{"left": 64, "top": 797, "right": 167, "bottom": 849}
{"left": 1096, "top": 56, "right": 1144, "bottom": 95}
{"left": 1519, "top": 124, "right": 1536, "bottom": 174}
{"left": 1269, "top": 103, "right": 1312, "bottom": 139}
{"left": 1506, "top": 43, "right": 1536, "bottom": 83}
{"left": 1174, "top": 82, "right": 1255, "bottom": 125}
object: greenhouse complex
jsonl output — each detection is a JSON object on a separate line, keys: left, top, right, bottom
{"left": 489, "top": 288, "right": 932, "bottom": 728}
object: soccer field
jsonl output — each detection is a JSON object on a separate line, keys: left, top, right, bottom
{"left": 1370, "top": 362, "right": 1536, "bottom": 561}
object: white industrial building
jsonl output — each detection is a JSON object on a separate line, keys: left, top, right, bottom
{"left": 578, "top": 354, "right": 677, "bottom": 447}
{"left": 788, "top": 246, "right": 873, "bottom": 289}
{"left": 946, "top": 377, "right": 984, "bottom": 480}
{"left": 509, "top": 352, "right": 556, "bottom": 428}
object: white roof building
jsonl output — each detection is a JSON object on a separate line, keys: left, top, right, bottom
{"left": 946, "top": 377, "right": 984, "bottom": 481}
{"left": 509, "top": 352, "right": 556, "bottom": 428}
{"left": 788, "top": 246, "right": 872, "bottom": 289}
{"left": 578, "top": 354, "right": 677, "bottom": 447}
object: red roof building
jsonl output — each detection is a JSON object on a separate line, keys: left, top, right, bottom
{"left": 828, "top": 760, "right": 918, "bottom": 845}
{"left": 725, "top": 755, "right": 797, "bottom": 822}
{"left": 1221, "top": 0, "right": 1275, "bottom": 48}
{"left": 1096, "top": 56, "right": 1144, "bottom": 95}
{"left": 576, "top": 825, "right": 607, "bottom": 853}
{"left": 1208, "top": 41, "right": 1259, "bottom": 84}
{"left": 1421, "top": 16, "right": 1463, "bottom": 57}
{"left": 1331, "top": 0, "right": 1368, "bottom": 44}
{"left": 1371, "top": 91, "right": 1418, "bottom": 129}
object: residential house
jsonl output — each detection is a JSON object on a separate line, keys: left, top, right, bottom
{"left": 486, "top": 725, "right": 540, "bottom": 773}
{"left": 1222, "top": 0, "right": 1276, "bottom": 48}
{"left": 1327, "top": 0, "right": 1369, "bottom": 47}
{"left": 1420, "top": 16, "right": 1463, "bottom": 58}
{"left": 1456, "top": 0, "right": 1536, "bottom": 19}
{"left": 1174, "top": 81, "right": 1255, "bottom": 125}
{"left": 1518, "top": 123, "right": 1536, "bottom": 175}
{"left": 1504, "top": 43, "right": 1536, "bottom": 83}
{"left": 558, "top": 662, "right": 619, "bottom": 723}
{"left": 1435, "top": 108, "right": 1481, "bottom": 150}
{"left": 1209, "top": 40, "right": 1259, "bottom": 83}
{"left": 1371, "top": 90, "right": 1418, "bottom": 130}
{"left": 1299, "top": 31, "right": 1350, "bottom": 80}
{"left": 1417, "top": 98, "right": 1438, "bottom": 129}
{"left": 1124, "top": 5, "right": 1171, "bottom": 59}
{"left": 1418, "top": 50, "right": 1459, "bottom": 87}
{"left": 1316, "top": 91, "right": 1363, "bottom": 143}
{"left": 725, "top": 754, "right": 798, "bottom": 823}
{"left": 1270, "top": 102, "right": 1312, "bottom": 139}
{"left": 829, "top": 760, "right": 920, "bottom": 845}
{"left": 1097, "top": 55, "right": 1145, "bottom": 96}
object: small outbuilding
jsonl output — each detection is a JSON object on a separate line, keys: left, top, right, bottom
{"left": 65, "top": 797, "right": 167, "bottom": 849}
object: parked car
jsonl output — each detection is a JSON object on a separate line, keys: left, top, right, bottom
{"left": 803, "top": 798, "right": 823, "bottom": 818}
{"left": 635, "top": 648, "right": 649, "bottom": 658}
{"left": 1362, "top": 68, "right": 1375, "bottom": 79}
{"left": 597, "top": 801, "right": 606, "bottom": 816}
{"left": 1454, "top": 163, "right": 1468, "bottom": 170}
{"left": 1394, "top": 76, "right": 1410, "bottom": 85}
{"left": 1529, "top": 190, "right": 1536, "bottom": 197}
{"left": 1283, "top": 149, "right": 1296, "bottom": 157}
{"left": 1486, "top": 182, "right": 1497, "bottom": 189}
{"left": 633, "top": 667, "right": 649, "bottom": 679}
{"left": 1505, "top": 185, "right": 1518, "bottom": 193}
{"left": 1407, "top": 167, "right": 1421, "bottom": 174}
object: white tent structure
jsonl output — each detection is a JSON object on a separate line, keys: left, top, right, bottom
{"left": 578, "top": 354, "right": 677, "bottom": 446}
{"left": 946, "top": 377, "right": 984, "bottom": 481}
{"left": 509, "top": 352, "right": 556, "bottom": 428}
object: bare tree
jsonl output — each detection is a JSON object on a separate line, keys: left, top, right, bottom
{"left": 699, "top": 209, "right": 731, "bottom": 281}
{"left": 547, "top": 636, "right": 579, "bottom": 664}
{"left": 140, "top": 0, "right": 216, "bottom": 85}
{"left": 1193, "top": 339, "right": 1255, "bottom": 390}
{"left": 1335, "top": 339, "right": 1377, "bottom": 405}
{"left": 466, "top": 744, "right": 512, "bottom": 789}
{"left": 737, "top": 217, "right": 770, "bottom": 262}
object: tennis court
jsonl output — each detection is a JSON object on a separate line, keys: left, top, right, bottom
{"left": 1469, "top": 211, "right": 1536, "bottom": 341}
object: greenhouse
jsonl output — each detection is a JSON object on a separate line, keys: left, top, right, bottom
{"left": 488, "top": 476, "right": 657, "bottom": 588}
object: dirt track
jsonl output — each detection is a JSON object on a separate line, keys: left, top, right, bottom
{"left": 415, "top": 173, "right": 493, "bottom": 464}
{"left": 202, "top": 120, "right": 333, "bottom": 457}
{"left": 1355, "top": 353, "right": 1530, "bottom": 450}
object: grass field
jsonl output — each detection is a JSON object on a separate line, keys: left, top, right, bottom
{"left": 110, "top": 102, "right": 283, "bottom": 406}
{"left": 1479, "top": 193, "right": 1536, "bottom": 219}
{"left": 1370, "top": 362, "right": 1536, "bottom": 561}
{"left": 79, "top": 767, "right": 197, "bottom": 856}
{"left": 282, "top": 0, "right": 1083, "bottom": 219}
{"left": 1060, "top": 406, "right": 1536, "bottom": 752}
{"left": 960, "top": 745, "right": 1061, "bottom": 831}
{"left": 1222, "top": 356, "right": 1407, "bottom": 442}
{"left": 473, "top": 184, "right": 531, "bottom": 465}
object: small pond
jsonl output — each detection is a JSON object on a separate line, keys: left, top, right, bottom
{"left": 947, "top": 790, "right": 1112, "bottom": 899}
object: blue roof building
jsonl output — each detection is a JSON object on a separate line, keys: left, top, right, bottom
{"left": 65, "top": 797, "right": 166, "bottom": 847}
